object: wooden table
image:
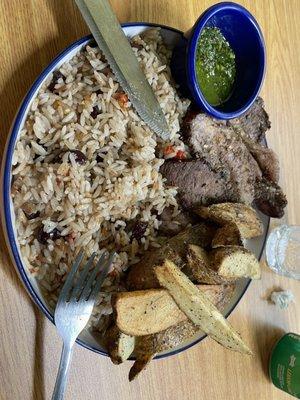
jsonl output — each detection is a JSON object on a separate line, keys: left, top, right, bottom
{"left": 0, "top": 1, "right": 299, "bottom": 399}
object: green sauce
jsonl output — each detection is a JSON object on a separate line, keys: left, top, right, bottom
{"left": 195, "top": 27, "right": 236, "bottom": 106}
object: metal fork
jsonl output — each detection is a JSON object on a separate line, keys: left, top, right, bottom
{"left": 51, "top": 250, "right": 115, "bottom": 400}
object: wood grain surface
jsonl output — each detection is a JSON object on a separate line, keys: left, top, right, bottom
{"left": 0, "top": 1, "right": 299, "bottom": 399}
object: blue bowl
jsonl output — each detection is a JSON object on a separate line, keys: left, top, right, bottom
{"left": 171, "top": 2, "right": 266, "bottom": 119}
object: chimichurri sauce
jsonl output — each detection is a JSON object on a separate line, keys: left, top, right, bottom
{"left": 195, "top": 27, "right": 236, "bottom": 106}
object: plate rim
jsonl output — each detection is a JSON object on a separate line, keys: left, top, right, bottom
{"left": 1, "top": 21, "right": 269, "bottom": 360}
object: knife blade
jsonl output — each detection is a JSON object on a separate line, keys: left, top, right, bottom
{"left": 75, "top": 0, "right": 170, "bottom": 140}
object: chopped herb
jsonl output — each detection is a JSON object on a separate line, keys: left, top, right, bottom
{"left": 196, "top": 27, "right": 236, "bottom": 106}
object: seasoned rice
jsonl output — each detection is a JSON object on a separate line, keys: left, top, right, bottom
{"left": 11, "top": 28, "right": 190, "bottom": 330}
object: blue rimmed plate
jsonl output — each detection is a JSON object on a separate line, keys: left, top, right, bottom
{"left": 1, "top": 22, "right": 269, "bottom": 359}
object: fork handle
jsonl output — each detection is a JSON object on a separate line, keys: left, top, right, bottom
{"left": 51, "top": 342, "right": 73, "bottom": 400}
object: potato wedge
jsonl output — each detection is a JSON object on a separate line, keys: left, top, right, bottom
{"left": 129, "top": 353, "right": 155, "bottom": 381}
{"left": 212, "top": 224, "right": 243, "bottom": 248}
{"left": 196, "top": 203, "right": 263, "bottom": 239}
{"left": 133, "top": 283, "right": 235, "bottom": 354}
{"left": 199, "top": 283, "right": 236, "bottom": 310}
{"left": 130, "top": 284, "right": 235, "bottom": 380}
{"left": 185, "top": 244, "right": 228, "bottom": 284}
{"left": 187, "top": 244, "right": 260, "bottom": 283}
{"left": 114, "top": 289, "right": 186, "bottom": 335}
{"left": 135, "top": 320, "right": 198, "bottom": 356}
{"left": 113, "top": 284, "right": 235, "bottom": 336}
{"left": 210, "top": 246, "right": 261, "bottom": 280}
{"left": 155, "top": 260, "right": 252, "bottom": 354}
{"left": 167, "top": 222, "right": 216, "bottom": 255}
{"left": 126, "top": 223, "right": 216, "bottom": 290}
{"left": 106, "top": 325, "right": 135, "bottom": 364}
{"left": 126, "top": 245, "right": 181, "bottom": 290}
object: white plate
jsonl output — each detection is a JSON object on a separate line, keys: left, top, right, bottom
{"left": 1, "top": 23, "right": 269, "bottom": 359}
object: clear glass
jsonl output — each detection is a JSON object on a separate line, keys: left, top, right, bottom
{"left": 266, "top": 225, "right": 300, "bottom": 279}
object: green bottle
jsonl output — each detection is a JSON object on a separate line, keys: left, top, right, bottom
{"left": 269, "top": 333, "right": 300, "bottom": 398}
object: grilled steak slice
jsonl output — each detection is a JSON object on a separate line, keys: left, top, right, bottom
{"left": 239, "top": 137, "right": 280, "bottom": 183}
{"left": 183, "top": 106, "right": 279, "bottom": 183}
{"left": 254, "top": 177, "right": 287, "bottom": 218}
{"left": 160, "top": 159, "right": 235, "bottom": 209}
{"left": 161, "top": 159, "right": 287, "bottom": 217}
{"left": 174, "top": 98, "right": 286, "bottom": 218}
{"left": 228, "top": 97, "right": 271, "bottom": 145}
{"left": 184, "top": 113, "right": 261, "bottom": 204}
{"left": 184, "top": 109, "right": 279, "bottom": 183}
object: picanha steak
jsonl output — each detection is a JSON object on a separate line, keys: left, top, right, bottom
{"left": 161, "top": 98, "right": 287, "bottom": 218}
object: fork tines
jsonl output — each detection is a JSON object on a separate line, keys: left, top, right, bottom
{"left": 57, "top": 250, "right": 116, "bottom": 304}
